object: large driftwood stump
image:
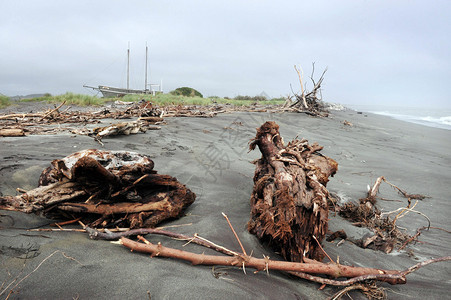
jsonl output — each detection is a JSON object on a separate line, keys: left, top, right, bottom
{"left": 248, "top": 121, "right": 338, "bottom": 262}
{"left": 0, "top": 149, "right": 195, "bottom": 228}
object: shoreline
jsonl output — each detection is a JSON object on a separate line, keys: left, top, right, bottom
{"left": 1, "top": 103, "right": 450, "bottom": 298}
{"left": 345, "top": 104, "right": 451, "bottom": 131}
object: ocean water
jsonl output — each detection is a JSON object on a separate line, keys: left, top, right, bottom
{"left": 346, "top": 104, "right": 451, "bottom": 130}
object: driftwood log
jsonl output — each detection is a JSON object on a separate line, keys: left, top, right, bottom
{"left": 248, "top": 121, "right": 338, "bottom": 262}
{"left": 0, "top": 128, "right": 26, "bottom": 137}
{"left": 0, "top": 149, "right": 195, "bottom": 228}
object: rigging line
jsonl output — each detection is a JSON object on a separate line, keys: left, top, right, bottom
{"left": 85, "top": 50, "right": 128, "bottom": 86}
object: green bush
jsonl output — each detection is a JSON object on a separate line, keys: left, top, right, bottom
{"left": 170, "top": 87, "right": 203, "bottom": 98}
{"left": 0, "top": 94, "right": 11, "bottom": 108}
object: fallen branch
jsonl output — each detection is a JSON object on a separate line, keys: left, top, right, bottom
{"left": 380, "top": 206, "right": 431, "bottom": 229}
{"left": 0, "top": 113, "right": 43, "bottom": 120}
{"left": 0, "top": 250, "right": 81, "bottom": 298}
{"left": 58, "top": 198, "right": 171, "bottom": 215}
{"left": 40, "top": 101, "right": 66, "bottom": 120}
{"left": 84, "top": 224, "right": 405, "bottom": 287}
{"left": 119, "top": 237, "right": 406, "bottom": 285}
{"left": 84, "top": 226, "right": 238, "bottom": 256}
{"left": 0, "top": 128, "right": 26, "bottom": 137}
{"left": 401, "top": 256, "right": 451, "bottom": 276}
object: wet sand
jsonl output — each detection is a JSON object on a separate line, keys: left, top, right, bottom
{"left": 1, "top": 103, "right": 450, "bottom": 299}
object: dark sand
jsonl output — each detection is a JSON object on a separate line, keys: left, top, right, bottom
{"left": 1, "top": 103, "right": 450, "bottom": 299}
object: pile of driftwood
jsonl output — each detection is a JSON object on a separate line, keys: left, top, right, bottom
{"left": 71, "top": 119, "right": 162, "bottom": 145}
{"left": 0, "top": 149, "right": 196, "bottom": 228}
{"left": 0, "top": 100, "right": 164, "bottom": 137}
{"left": 248, "top": 121, "right": 338, "bottom": 262}
{"left": 283, "top": 64, "right": 329, "bottom": 117}
{"left": 0, "top": 94, "right": 333, "bottom": 138}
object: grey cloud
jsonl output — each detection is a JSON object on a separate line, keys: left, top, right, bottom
{"left": 1, "top": 0, "right": 450, "bottom": 108}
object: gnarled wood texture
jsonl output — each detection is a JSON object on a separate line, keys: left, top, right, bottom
{"left": 0, "top": 149, "right": 195, "bottom": 228}
{"left": 248, "top": 121, "right": 337, "bottom": 262}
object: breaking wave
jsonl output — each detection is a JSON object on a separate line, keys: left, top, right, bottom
{"left": 371, "top": 111, "right": 451, "bottom": 130}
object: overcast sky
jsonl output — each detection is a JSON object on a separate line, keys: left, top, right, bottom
{"left": 1, "top": 0, "right": 450, "bottom": 108}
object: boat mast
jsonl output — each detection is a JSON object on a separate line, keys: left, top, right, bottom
{"left": 127, "top": 42, "right": 130, "bottom": 90}
{"left": 145, "top": 43, "right": 148, "bottom": 92}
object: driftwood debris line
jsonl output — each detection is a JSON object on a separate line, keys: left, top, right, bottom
{"left": 0, "top": 100, "right": 164, "bottom": 137}
{"left": 0, "top": 98, "right": 330, "bottom": 137}
{"left": 248, "top": 121, "right": 338, "bottom": 262}
{"left": 0, "top": 149, "right": 196, "bottom": 228}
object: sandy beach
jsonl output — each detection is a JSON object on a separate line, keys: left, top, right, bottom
{"left": 1, "top": 103, "right": 450, "bottom": 299}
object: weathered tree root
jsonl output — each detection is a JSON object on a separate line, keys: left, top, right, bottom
{"left": 248, "top": 121, "right": 338, "bottom": 262}
{"left": 336, "top": 176, "right": 429, "bottom": 253}
{"left": 0, "top": 149, "right": 195, "bottom": 228}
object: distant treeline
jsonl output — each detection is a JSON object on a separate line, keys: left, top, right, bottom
{"left": 214, "top": 95, "right": 285, "bottom": 101}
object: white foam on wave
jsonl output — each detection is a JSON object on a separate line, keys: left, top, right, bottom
{"left": 371, "top": 111, "right": 451, "bottom": 130}
{"left": 421, "top": 115, "right": 451, "bottom": 126}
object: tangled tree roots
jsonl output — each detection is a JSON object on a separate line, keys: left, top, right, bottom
{"left": 337, "top": 176, "right": 428, "bottom": 253}
{"left": 248, "top": 121, "right": 338, "bottom": 262}
{"left": 0, "top": 149, "right": 195, "bottom": 228}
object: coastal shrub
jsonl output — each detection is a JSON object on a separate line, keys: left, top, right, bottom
{"left": 234, "top": 95, "right": 268, "bottom": 101}
{"left": 170, "top": 87, "right": 203, "bottom": 98}
{"left": 0, "top": 94, "right": 11, "bottom": 108}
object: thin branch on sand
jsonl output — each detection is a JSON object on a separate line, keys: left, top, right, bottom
{"left": 0, "top": 250, "right": 81, "bottom": 298}
{"left": 119, "top": 236, "right": 406, "bottom": 285}
{"left": 222, "top": 212, "right": 248, "bottom": 256}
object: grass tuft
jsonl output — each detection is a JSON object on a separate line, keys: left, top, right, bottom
{"left": 20, "top": 92, "right": 107, "bottom": 106}
{"left": 122, "top": 93, "right": 285, "bottom": 106}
